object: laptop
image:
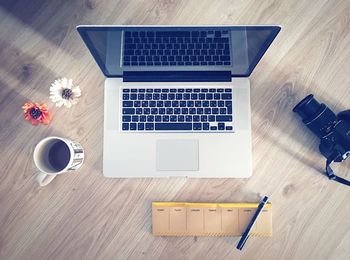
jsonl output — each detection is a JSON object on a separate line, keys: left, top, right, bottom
{"left": 77, "top": 25, "right": 280, "bottom": 177}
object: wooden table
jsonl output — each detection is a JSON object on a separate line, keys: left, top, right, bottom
{"left": 1, "top": 0, "right": 350, "bottom": 259}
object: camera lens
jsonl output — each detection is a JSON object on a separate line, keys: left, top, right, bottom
{"left": 293, "top": 94, "right": 321, "bottom": 120}
{"left": 293, "top": 94, "right": 337, "bottom": 138}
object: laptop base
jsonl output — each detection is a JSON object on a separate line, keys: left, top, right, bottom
{"left": 103, "top": 78, "right": 252, "bottom": 178}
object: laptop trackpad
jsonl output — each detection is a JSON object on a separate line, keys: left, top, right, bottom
{"left": 156, "top": 140, "right": 199, "bottom": 171}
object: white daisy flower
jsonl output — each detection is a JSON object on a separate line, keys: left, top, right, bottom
{"left": 49, "top": 78, "right": 81, "bottom": 108}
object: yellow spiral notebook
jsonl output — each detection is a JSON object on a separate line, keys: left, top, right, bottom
{"left": 152, "top": 202, "right": 272, "bottom": 237}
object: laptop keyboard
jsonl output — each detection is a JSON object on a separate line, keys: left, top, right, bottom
{"left": 123, "top": 30, "right": 231, "bottom": 67}
{"left": 121, "top": 88, "right": 233, "bottom": 132}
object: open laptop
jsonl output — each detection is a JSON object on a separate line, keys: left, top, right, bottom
{"left": 77, "top": 25, "right": 280, "bottom": 177}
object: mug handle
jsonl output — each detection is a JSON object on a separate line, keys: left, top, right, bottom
{"left": 36, "top": 172, "right": 56, "bottom": 186}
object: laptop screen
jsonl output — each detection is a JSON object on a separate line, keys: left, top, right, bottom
{"left": 77, "top": 26, "right": 280, "bottom": 78}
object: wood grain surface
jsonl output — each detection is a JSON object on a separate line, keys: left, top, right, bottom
{"left": 1, "top": 0, "right": 350, "bottom": 259}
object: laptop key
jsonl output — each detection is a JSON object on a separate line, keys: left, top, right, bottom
{"left": 184, "top": 93, "right": 190, "bottom": 100}
{"left": 204, "top": 108, "right": 211, "bottom": 114}
{"left": 180, "top": 101, "right": 186, "bottom": 107}
{"left": 140, "top": 116, "right": 146, "bottom": 122}
{"left": 130, "top": 123, "right": 137, "bottom": 131}
{"left": 209, "top": 115, "right": 215, "bottom": 122}
{"left": 187, "top": 101, "right": 194, "bottom": 107}
{"left": 122, "top": 116, "right": 131, "bottom": 122}
{"left": 166, "top": 108, "right": 173, "bottom": 114}
{"left": 122, "top": 123, "right": 129, "bottom": 130}
{"left": 203, "top": 101, "right": 209, "bottom": 107}
{"left": 136, "top": 108, "right": 142, "bottom": 114}
{"left": 189, "top": 108, "right": 196, "bottom": 114}
{"left": 162, "top": 115, "right": 170, "bottom": 122}
{"left": 176, "top": 93, "right": 183, "bottom": 100}
{"left": 222, "top": 93, "right": 232, "bottom": 99}
{"left": 195, "top": 101, "right": 201, "bottom": 107}
{"left": 220, "top": 108, "right": 226, "bottom": 114}
{"left": 146, "top": 123, "right": 154, "bottom": 130}
{"left": 123, "top": 101, "right": 133, "bottom": 107}
{"left": 151, "top": 108, "right": 158, "bottom": 114}
{"left": 193, "top": 123, "right": 202, "bottom": 130}
{"left": 138, "top": 123, "right": 144, "bottom": 130}
{"left": 181, "top": 108, "right": 188, "bottom": 114}
{"left": 155, "top": 123, "right": 192, "bottom": 130}
{"left": 123, "top": 108, "right": 135, "bottom": 115}
{"left": 216, "top": 115, "right": 232, "bottom": 122}
{"left": 214, "top": 94, "right": 221, "bottom": 100}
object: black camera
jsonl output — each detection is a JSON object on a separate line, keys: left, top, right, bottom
{"left": 293, "top": 94, "right": 350, "bottom": 186}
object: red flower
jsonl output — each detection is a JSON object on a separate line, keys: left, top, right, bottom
{"left": 22, "top": 102, "right": 52, "bottom": 125}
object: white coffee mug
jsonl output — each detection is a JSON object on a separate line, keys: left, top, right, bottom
{"left": 33, "top": 136, "right": 85, "bottom": 186}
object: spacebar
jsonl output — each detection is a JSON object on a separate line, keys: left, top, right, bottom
{"left": 155, "top": 123, "right": 192, "bottom": 130}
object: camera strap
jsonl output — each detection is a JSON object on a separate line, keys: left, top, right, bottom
{"left": 325, "top": 153, "right": 350, "bottom": 187}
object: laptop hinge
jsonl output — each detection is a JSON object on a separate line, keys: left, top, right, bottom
{"left": 123, "top": 71, "right": 232, "bottom": 82}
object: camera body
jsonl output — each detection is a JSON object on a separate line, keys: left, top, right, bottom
{"left": 320, "top": 120, "right": 350, "bottom": 162}
{"left": 293, "top": 94, "right": 350, "bottom": 164}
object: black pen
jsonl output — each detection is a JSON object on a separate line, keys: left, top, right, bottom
{"left": 236, "top": 196, "right": 269, "bottom": 250}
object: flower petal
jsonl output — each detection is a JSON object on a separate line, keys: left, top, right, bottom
{"left": 56, "top": 100, "right": 64, "bottom": 107}
{"left": 67, "top": 78, "right": 73, "bottom": 89}
{"left": 31, "top": 119, "right": 39, "bottom": 125}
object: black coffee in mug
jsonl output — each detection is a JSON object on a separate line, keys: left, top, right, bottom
{"left": 34, "top": 136, "right": 85, "bottom": 186}
{"left": 48, "top": 140, "right": 71, "bottom": 171}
